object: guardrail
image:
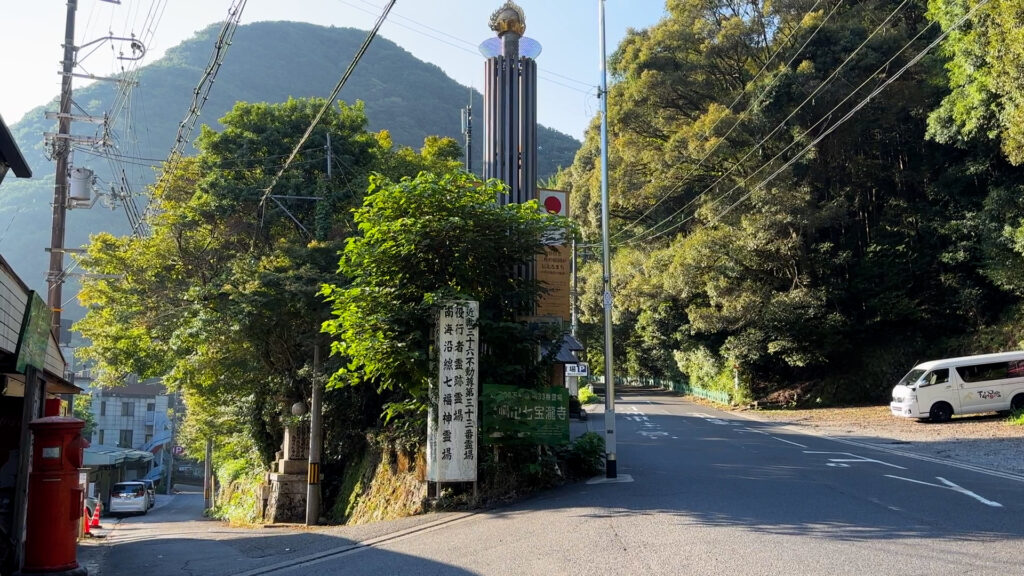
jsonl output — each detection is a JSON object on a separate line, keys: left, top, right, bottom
{"left": 589, "top": 375, "right": 732, "bottom": 405}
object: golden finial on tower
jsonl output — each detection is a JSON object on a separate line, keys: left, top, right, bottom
{"left": 489, "top": 1, "right": 526, "bottom": 37}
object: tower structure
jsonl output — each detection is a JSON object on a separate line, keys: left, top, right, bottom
{"left": 481, "top": 1, "right": 540, "bottom": 206}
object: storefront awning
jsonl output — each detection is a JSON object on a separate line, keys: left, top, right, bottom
{"left": 84, "top": 445, "right": 155, "bottom": 467}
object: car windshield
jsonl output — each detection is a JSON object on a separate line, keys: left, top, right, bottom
{"left": 898, "top": 368, "right": 927, "bottom": 388}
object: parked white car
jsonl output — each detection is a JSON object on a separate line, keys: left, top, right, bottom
{"left": 890, "top": 351, "right": 1024, "bottom": 422}
{"left": 108, "top": 481, "right": 149, "bottom": 515}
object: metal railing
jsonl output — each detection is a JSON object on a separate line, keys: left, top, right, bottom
{"left": 589, "top": 375, "right": 733, "bottom": 405}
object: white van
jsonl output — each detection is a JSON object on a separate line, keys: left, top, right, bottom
{"left": 890, "top": 351, "right": 1024, "bottom": 422}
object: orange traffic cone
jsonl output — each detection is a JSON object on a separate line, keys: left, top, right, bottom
{"left": 90, "top": 501, "right": 102, "bottom": 528}
{"left": 83, "top": 506, "right": 91, "bottom": 536}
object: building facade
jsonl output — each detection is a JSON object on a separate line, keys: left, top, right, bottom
{"left": 90, "top": 379, "right": 172, "bottom": 451}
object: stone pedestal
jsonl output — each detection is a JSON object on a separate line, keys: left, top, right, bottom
{"left": 264, "top": 424, "right": 309, "bottom": 523}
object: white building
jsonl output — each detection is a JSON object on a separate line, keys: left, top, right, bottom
{"left": 91, "top": 378, "right": 172, "bottom": 450}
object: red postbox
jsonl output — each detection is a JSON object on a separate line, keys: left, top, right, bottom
{"left": 20, "top": 417, "right": 87, "bottom": 576}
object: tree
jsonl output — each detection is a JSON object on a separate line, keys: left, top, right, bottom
{"left": 75, "top": 98, "right": 462, "bottom": 465}
{"left": 561, "top": 0, "right": 1024, "bottom": 404}
{"left": 926, "top": 0, "right": 1024, "bottom": 165}
{"left": 321, "top": 170, "right": 571, "bottom": 426}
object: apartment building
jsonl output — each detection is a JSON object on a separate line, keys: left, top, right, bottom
{"left": 91, "top": 378, "right": 173, "bottom": 450}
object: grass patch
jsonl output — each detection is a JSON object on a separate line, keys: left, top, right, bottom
{"left": 1008, "top": 409, "right": 1024, "bottom": 426}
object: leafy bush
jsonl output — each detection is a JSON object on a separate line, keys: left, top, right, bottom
{"left": 578, "top": 386, "right": 599, "bottom": 405}
{"left": 559, "top": 432, "right": 605, "bottom": 479}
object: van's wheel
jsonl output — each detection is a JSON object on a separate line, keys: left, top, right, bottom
{"left": 929, "top": 402, "right": 953, "bottom": 423}
{"left": 1011, "top": 394, "right": 1024, "bottom": 412}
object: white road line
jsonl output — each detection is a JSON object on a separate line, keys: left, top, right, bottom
{"left": 885, "top": 475, "right": 1003, "bottom": 507}
{"left": 728, "top": 410, "right": 1024, "bottom": 483}
{"left": 804, "top": 451, "right": 906, "bottom": 470}
{"left": 770, "top": 436, "right": 807, "bottom": 448}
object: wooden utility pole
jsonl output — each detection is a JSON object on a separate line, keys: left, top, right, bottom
{"left": 47, "top": 0, "right": 78, "bottom": 335}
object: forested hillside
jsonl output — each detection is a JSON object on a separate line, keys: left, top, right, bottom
{"left": 1, "top": 21, "right": 579, "bottom": 306}
{"left": 561, "top": 0, "right": 1024, "bottom": 404}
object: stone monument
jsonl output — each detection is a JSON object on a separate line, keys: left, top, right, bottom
{"left": 264, "top": 415, "right": 309, "bottom": 523}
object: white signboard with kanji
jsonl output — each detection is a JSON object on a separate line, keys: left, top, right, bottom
{"left": 427, "top": 300, "right": 479, "bottom": 482}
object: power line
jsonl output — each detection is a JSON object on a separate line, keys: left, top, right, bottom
{"left": 336, "top": 0, "right": 594, "bottom": 93}
{"left": 612, "top": 0, "right": 916, "bottom": 247}
{"left": 606, "top": 0, "right": 836, "bottom": 244}
{"left": 627, "top": 0, "right": 988, "bottom": 246}
{"left": 258, "top": 0, "right": 396, "bottom": 232}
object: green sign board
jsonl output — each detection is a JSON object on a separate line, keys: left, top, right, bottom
{"left": 15, "top": 291, "right": 51, "bottom": 373}
{"left": 481, "top": 385, "right": 569, "bottom": 446}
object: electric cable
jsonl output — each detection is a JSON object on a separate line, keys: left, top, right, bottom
{"left": 609, "top": 0, "right": 917, "bottom": 247}
{"left": 257, "top": 0, "right": 396, "bottom": 230}
{"left": 626, "top": 0, "right": 989, "bottom": 246}
{"left": 605, "top": 0, "right": 837, "bottom": 244}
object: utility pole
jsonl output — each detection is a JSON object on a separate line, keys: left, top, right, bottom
{"left": 598, "top": 0, "right": 617, "bottom": 479}
{"left": 326, "top": 132, "right": 332, "bottom": 179}
{"left": 47, "top": 0, "right": 78, "bottom": 335}
{"left": 306, "top": 344, "right": 323, "bottom": 525}
{"left": 461, "top": 95, "right": 473, "bottom": 174}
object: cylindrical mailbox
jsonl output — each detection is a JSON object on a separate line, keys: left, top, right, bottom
{"left": 21, "top": 417, "right": 87, "bottom": 576}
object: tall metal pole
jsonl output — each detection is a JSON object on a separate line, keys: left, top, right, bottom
{"left": 47, "top": 0, "right": 78, "bottom": 334}
{"left": 570, "top": 238, "right": 579, "bottom": 339}
{"left": 598, "top": 0, "right": 617, "bottom": 479}
{"left": 306, "top": 343, "right": 323, "bottom": 525}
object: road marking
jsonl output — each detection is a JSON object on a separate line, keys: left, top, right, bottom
{"left": 885, "top": 475, "right": 1003, "bottom": 507}
{"left": 804, "top": 451, "right": 906, "bottom": 469}
{"left": 638, "top": 431, "right": 669, "bottom": 438}
{"left": 728, "top": 410, "right": 1024, "bottom": 483}
{"left": 770, "top": 436, "right": 807, "bottom": 448}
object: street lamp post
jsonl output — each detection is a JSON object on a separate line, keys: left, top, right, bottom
{"left": 598, "top": 0, "right": 616, "bottom": 479}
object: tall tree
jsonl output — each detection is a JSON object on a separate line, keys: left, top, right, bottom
{"left": 320, "top": 170, "right": 571, "bottom": 425}
{"left": 75, "top": 98, "right": 463, "bottom": 464}
{"left": 926, "top": 0, "right": 1024, "bottom": 165}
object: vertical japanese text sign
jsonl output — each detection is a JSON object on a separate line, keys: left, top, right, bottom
{"left": 427, "top": 300, "right": 479, "bottom": 482}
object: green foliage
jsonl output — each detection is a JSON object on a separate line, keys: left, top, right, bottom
{"left": 558, "top": 432, "right": 605, "bottom": 479}
{"left": 577, "top": 386, "right": 599, "bottom": 405}
{"left": 926, "top": 0, "right": 1024, "bottom": 165}
{"left": 75, "top": 98, "right": 418, "bottom": 472}
{"left": 72, "top": 394, "right": 96, "bottom": 439}
{"left": 478, "top": 445, "right": 563, "bottom": 496}
{"left": 1008, "top": 410, "right": 1024, "bottom": 426}
{"left": 209, "top": 463, "right": 264, "bottom": 525}
{"left": 321, "top": 170, "right": 572, "bottom": 424}
{"left": 566, "top": 0, "right": 1024, "bottom": 405}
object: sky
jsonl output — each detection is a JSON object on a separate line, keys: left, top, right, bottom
{"left": 1, "top": 1, "right": 669, "bottom": 142}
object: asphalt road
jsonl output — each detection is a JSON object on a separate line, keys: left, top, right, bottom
{"left": 82, "top": 389, "right": 1024, "bottom": 576}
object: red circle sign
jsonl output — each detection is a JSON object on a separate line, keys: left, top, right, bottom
{"left": 543, "top": 195, "right": 563, "bottom": 214}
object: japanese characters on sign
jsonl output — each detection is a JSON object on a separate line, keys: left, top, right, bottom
{"left": 15, "top": 291, "right": 50, "bottom": 373}
{"left": 481, "top": 385, "right": 570, "bottom": 446}
{"left": 427, "top": 300, "right": 479, "bottom": 482}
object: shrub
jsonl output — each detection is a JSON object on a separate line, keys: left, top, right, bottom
{"left": 578, "top": 386, "right": 599, "bottom": 405}
{"left": 559, "top": 432, "right": 605, "bottom": 479}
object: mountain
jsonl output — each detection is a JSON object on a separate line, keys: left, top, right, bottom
{"left": 0, "top": 21, "right": 581, "bottom": 318}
